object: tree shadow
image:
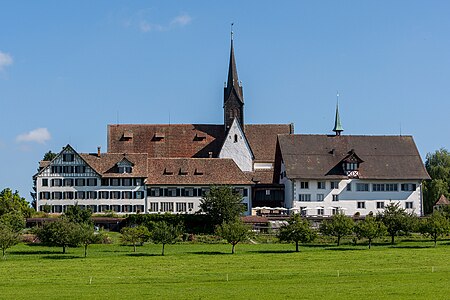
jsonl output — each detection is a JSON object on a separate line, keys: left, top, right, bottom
{"left": 325, "top": 247, "right": 365, "bottom": 251}
{"left": 249, "top": 250, "right": 294, "bottom": 254}
{"left": 390, "top": 245, "right": 432, "bottom": 249}
{"left": 9, "top": 250, "right": 60, "bottom": 255}
{"left": 126, "top": 253, "right": 159, "bottom": 257}
{"left": 190, "top": 251, "right": 230, "bottom": 255}
{"left": 42, "top": 255, "right": 79, "bottom": 260}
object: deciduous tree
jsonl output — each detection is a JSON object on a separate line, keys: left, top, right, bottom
{"left": 63, "top": 204, "right": 92, "bottom": 224}
{"left": 36, "top": 219, "right": 82, "bottom": 254}
{"left": 120, "top": 225, "right": 151, "bottom": 252}
{"left": 420, "top": 210, "right": 450, "bottom": 247}
{"left": 79, "top": 223, "right": 104, "bottom": 257}
{"left": 216, "top": 219, "right": 251, "bottom": 254}
{"left": 0, "top": 224, "right": 20, "bottom": 258}
{"left": 278, "top": 214, "right": 316, "bottom": 252}
{"left": 354, "top": 216, "right": 386, "bottom": 249}
{"left": 199, "top": 186, "right": 246, "bottom": 226}
{"left": 378, "top": 202, "right": 416, "bottom": 245}
{"left": 423, "top": 148, "right": 450, "bottom": 214}
{"left": 151, "top": 221, "right": 182, "bottom": 256}
{"left": 320, "top": 213, "right": 354, "bottom": 246}
{"left": 0, "top": 188, "right": 33, "bottom": 218}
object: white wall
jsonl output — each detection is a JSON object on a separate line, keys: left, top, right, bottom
{"left": 219, "top": 119, "right": 253, "bottom": 172}
{"left": 286, "top": 178, "right": 423, "bottom": 216}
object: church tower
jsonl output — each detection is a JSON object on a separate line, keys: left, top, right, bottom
{"left": 224, "top": 30, "right": 244, "bottom": 130}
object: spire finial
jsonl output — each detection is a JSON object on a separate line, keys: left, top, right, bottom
{"left": 333, "top": 91, "right": 344, "bottom": 136}
{"left": 231, "top": 22, "right": 234, "bottom": 40}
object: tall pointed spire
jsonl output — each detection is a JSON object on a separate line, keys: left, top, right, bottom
{"left": 224, "top": 24, "right": 244, "bottom": 130}
{"left": 225, "top": 23, "right": 243, "bottom": 103}
{"left": 333, "top": 92, "right": 344, "bottom": 136}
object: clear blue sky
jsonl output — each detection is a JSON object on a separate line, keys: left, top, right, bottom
{"left": 1, "top": 1, "right": 449, "bottom": 201}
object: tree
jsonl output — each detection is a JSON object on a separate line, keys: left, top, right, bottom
{"left": 151, "top": 221, "right": 182, "bottom": 256}
{"left": 43, "top": 150, "right": 57, "bottom": 161}
{"left": 199, "top": 186, "right": 246, "bottom": 226}
{"left": 278, "top": 214, "right": 316, "bottom": 252}
{"left": 78, "top": 223, "right": 103, "bottom": 257}
{"left": 320, "top": 213, "right": 354, "bottom": 246}
{"left": 120, "top": 226, "right": 151, "bottom": 252}
{"left": 63, "top": 204, "right": 92, "bottom": 224}
{"left": 354, "top": 216, "right": 386, "bottom": 249}
{"left": 36, "top": 219, "right": 82, "bottom": 254}
{"left": 420, "top": 210, "right": 450, "bottom": 247}
{"left": 424, "top": 148, "right": 450, "bottom": 214}
{"left": 215, "top": 219, "right": 251, "bottom": 254}
{"left": 0, "top": 212, "right": 25, "bottom": 258}
{"left": 0, "top": 188, "right": 33, "bottom": 218}
{"left": 0, "top": 224, "right": 20, "bottom": 258}
{"left": 378, "top": 202, "right": 415, "bottom": 245}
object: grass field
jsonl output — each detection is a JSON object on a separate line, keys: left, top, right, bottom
{"left": 1, "top": 237, "right": 450, "bottom": 299}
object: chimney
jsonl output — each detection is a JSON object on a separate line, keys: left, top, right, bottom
{"left": 208, "top": 151, "right": 213, "bottom": 158}
{"left": 289, "top": 123, "right": 295, "bottom": 134}
{"left": 97, "top": 146, "right": 101, "bottom": 157}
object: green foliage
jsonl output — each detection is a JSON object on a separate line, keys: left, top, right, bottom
{"left": 63, "top": 205, "right": 92, "bottom": 224}
{"left": 424, "top": 148, "right": 450, "bottom": 214}
{"left": 278, "top": 214, "right": 316, "bottom": 252}
{"left": 126, "top": 213, "right": 214, "bottom": 234}
{"left": 0, "top": 223, "right": 20, "bottom": 258}
{"left": 0, "top": 211, "right": 25, "bottom": 233}
{"left": 199, "top": 186, "right": 246, "bottom": 226}
{"left": 120, "top": 226, "right": 151, "bottom": 252}
{"left": 42, "top": 150, "right": 57, "bottom": 161}
{"left": 378, "top": 202, "right": 416, "bottom": 245}
{"left": 354, "top": 216, "right": 387, "bottom": 249}
{"left": 36, "top": 219, "right": 82, "bottom": 253}
{"left": 320, "top": 213, "right": 354, "bottom": 246}
{"left": 419, "top": 210, "right": 450, "bottom": 247}
{"left": 215, "top": 220, "right": 251, "bottom": 254}
{"left": 151, "top": 221, "right": 182, "bottom": 255}
{"left": 78, "top": 223, "right": 104, "bottom": 257}
{"left": 0, "top": 188, "right": 33, "bottom": 218}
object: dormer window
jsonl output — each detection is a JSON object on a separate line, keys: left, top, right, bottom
{"left": 344, "top": 162, "right": 359, "bottom": 171}
{"left": 152, "top": 133, "right": 165, "bottom": 141}
{"left": 121, "top": 132, "right": 133, "bottom": 141}
{"left": 118, "top": 166, "right": 132, "bottom": 173}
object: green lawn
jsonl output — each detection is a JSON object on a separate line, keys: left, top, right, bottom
{"left": 1, "top": 238, "right": 450, "bottom": 299}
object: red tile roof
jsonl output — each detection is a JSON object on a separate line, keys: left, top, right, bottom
{"left": 435, "top": 195, "right": 450, "bottom": 206}
{"left": 244, "top": 124, "right": 292, "bottom": 162}
{"left": 80, "top": 153, "right": 148, "bottom": 178}
{"left": 146, "top": 158, "right": 253, "bottom": 185}
{"left": 278, "top": 134, "right": 430, "bottom": 180}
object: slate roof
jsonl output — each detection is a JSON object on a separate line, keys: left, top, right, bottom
{"left": 278, "top": 134, "right": 430, "bottom": 180}
{"left": 80, "top": 153, "right": 148, "bottom": 178}
{"left": 146, "top": 158, "right": 253, "bottom": 185}
{"left": 108, "top": 123, "right": 292, "bottom": 163}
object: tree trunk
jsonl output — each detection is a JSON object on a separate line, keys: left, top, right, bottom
{"left": 434, "top": 234, "right": 437, "bottom": 247}
{"left": 63, "top": 245, "right": 66, "bottom": 254}
{"left": 368, "top": 238, "right": 372, "bottom": 249}
{"left": 295, "top": 241, "right": 299, "bottom": 252}
{"left": 133, "top": 242, "right": 136, "bottom": 253}
{"left": 232, "top": 243, "right": 236, "bottom": 254}
{"left": 84, "top": 244, "right": 88, "bottom": 258}
{"left": 337, "top": 236, "right": 341, "bottom": 246}
{"left": 391, "top": 234, "right": 395, "bottom": 245}
{"left": 2, "top": 248, "right": 5, "bottom": 258}
{"left": 162, "top": 243, "right": 165, "bottom": 256}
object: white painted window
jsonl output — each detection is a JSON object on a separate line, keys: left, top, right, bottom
{"left": 330, "top": 181, "right": 339, "bottom": 189}
{"left": 188, "top": 203, "right": 194, "bottom": 211}
{"left": 317, "top": 181, "right": 325, "bottom": 189}
{"left": 332, "top": 194, "right": 339, "bottom": 202}
{"left": 376, "top": 202, "right": 385, "bottom": 209}
{"left": 161, "top": 202, "right": 174, "bottom": 212}
{"left": 316, "top": 194, "right": 324, "bottom": 201}
{"left": 299, "top": 194, "right": 311, "bottom": 201}
{"left": 372, "top": 184, "right": 385, "bottom": 192}
{"left": 405, "top": 202, "right": 413, "bottom": 209}
{"left": 356, "top": 183, "right": 369, "bottom": 191}
{"left": 346, "top": 183, "right": 352, "bottom": 191}
{"left": 386, "top": 184, "right": 398, "bottom": 191}
{"left": 149, "top": 202, "right": 159, "bottom": 212}
{"left": 317, "top": 208, "right": 324, "bottom": 215}
{"left": 63, "top": 154, "right": 74, "bottom": 162}
{"left": 357, "top": 201, "right": 366, "bottom": 209}
{"left": 176, "top": 202, "right": 187, "bottom": 212}
{"left": 401, "top": 183, "right": 417, "bottom": 191}
{"left": 300, "top": 181, "right": 309, "bottom": 189}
